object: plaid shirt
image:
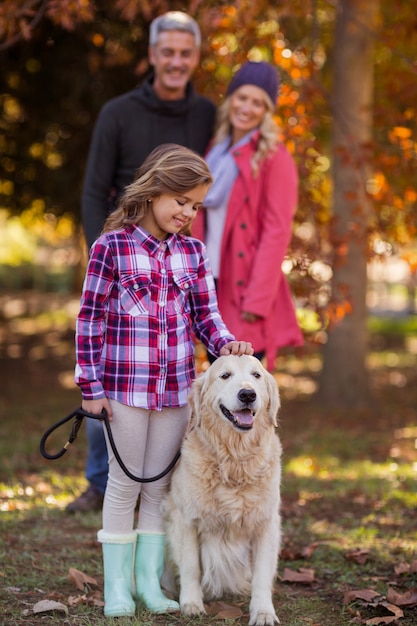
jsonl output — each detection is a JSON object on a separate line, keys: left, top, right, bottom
{"left": 75, "top": 225, "right": 234, "bottom": 410}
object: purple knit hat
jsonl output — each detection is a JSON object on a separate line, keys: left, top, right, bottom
{"left": 226, "top": 61, "right": 280, "bottom": 104}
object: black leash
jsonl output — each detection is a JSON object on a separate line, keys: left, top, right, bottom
{"left": 40, "top": 407, "right": 181, "bottom": 483}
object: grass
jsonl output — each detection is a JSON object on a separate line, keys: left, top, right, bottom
{"left": 1, "top": 292, "right": 417, "bottom": 625}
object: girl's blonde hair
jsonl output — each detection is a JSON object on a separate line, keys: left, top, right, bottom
{"left": 213, "top": 92, "right": 280, "bottom": 175}
{"left": 103, "top": 143, "right": 213, "bottom": 235}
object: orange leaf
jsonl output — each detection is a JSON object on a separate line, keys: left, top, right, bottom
{"left": 393, "top": 126, "right": 412, "bottom": 139}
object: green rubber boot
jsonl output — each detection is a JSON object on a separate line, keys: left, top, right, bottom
{"left": 97, "top": 530, "right": 136, "bottom": 617}
{"left": 134, "top": 532, "right": 179, "bottom": 613}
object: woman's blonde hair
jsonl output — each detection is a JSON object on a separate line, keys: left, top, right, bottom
{"left": 103, "top": 143, "right": 213, "bottom": 235}
{"left": 213, "top": 92, "right": 280, "bottom": 175}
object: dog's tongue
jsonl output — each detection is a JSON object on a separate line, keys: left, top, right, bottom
{"left": 234, "top": 408, "right": 254, "bottom": 426}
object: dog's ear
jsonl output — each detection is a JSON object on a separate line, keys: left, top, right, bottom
{"left": 265, "top": 371, "right": 280, "bottom": 427}
{"left": 188, "top": 371, "right": 207, "bottom": 427}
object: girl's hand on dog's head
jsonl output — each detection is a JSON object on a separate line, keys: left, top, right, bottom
{"left": 220, "top": 341, "right": 254, "bottom": 357}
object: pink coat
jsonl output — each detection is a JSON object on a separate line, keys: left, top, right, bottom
{"left": 194, "top": 133, "right": 303, "bottom": 370}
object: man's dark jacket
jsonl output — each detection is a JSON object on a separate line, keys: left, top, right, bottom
{"left": 81, "top": 74, "right": 216, "bottom": 247}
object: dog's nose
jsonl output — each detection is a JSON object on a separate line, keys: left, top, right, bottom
{"left": 238, "top": 388, "right": 256, "bottom": 404}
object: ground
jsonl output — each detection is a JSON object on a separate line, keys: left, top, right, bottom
{"left": 0, "top": 290, "right": 416, "bottom": 626}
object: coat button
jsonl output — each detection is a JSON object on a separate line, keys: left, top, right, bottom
{"left": 240, "top": 222, "right": 247, "bottom": 229}
{"left": 238, "top": 251, "right": 244, "bottom": 258}
{"left": 237, "top": 280, "right": 244, "bottom": 286}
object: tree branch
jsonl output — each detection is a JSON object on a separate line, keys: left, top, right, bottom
{"left": 0, "top": 0, "right": 49, "bottom": 52}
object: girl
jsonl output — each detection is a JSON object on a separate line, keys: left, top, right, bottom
{"left": 74, "top": 143, "right": 253, "bottom": 617}
{"left": 193, "top": 61, "right": 303, "bottom": 370}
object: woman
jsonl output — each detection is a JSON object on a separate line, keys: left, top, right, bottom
{"left": 194, "top": 60, "right": 303, "bottom": 370}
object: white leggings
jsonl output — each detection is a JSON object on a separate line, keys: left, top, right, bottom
{"left": 102, "top": 399, "right": 190, "bottom": 534}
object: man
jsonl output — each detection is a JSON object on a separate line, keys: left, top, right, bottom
{"left": 67, "top": 11, "right": 216, "bottom": 513}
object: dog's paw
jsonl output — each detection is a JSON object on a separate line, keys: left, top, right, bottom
{"left": 249, "top": 610, "right": 280, "bottom": 626}
{"left": 180, "top": 600, "right": 206, "bottom": 617}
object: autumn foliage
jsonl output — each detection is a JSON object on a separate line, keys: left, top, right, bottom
{"left": 0, "top": 0, "right": 416, "bottom": 330}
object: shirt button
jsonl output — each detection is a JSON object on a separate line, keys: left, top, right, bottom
{"left": 160, "top": 301, "right": 166, "bottom": 307}
{"left": 133, "top": 283, "right": 139, "bottom": 290}
{"left": 160, "top": 367, "right": 166, "bottom": 374}
{"left": 184, "top": 282, "right": 189, "bottom": 289}
{"left": 161, "top": 268, "right": 166, "bottom": 274}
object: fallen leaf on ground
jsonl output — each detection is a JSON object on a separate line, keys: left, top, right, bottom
{"left": 280, "top": 546, "right": 301, "bottom": 560}
{"left": 280, "top": 567, "right": 315, "bottom": 584}
{"left": 301, "top": 540, "right": 335, "bottom": 559}
{"left": 345, "top": 549, "right": 371, "bottom": 564}
{"left": 68, "top": 567, "right": 98, "bottom": 591}
{"left": 394, "top": 560, "right": 417, "bottom": 575}
{"left": 364, "top": 602, "right": 404, "bottom": 625}
{"left": 205, "top": 600, "right": 244, "bottom": 618}
{"left": 343, "top": 589, "right": 404, "bottom": 625}
{"left": 215, "top": 607, "right": 244, "bottom": 619}
{"left": 343, "top": 589, "right": 383, "bottom": 605}
{"left": 32, "top": 599, "right": 68, "bottom": 615}
{"left": 68, "top": 590, "right": 104, "bottom": 607}
{"left": 387, "top": 587, "right": 417, "bottom": 607}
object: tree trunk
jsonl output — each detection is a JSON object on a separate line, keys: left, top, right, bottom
{"left": 318, "top": 0, "right": 380, "bottom": 407}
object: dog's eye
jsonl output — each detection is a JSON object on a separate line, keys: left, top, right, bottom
{"left": 220, "top": 372, "right": 231, "bottom": 380}
{"left": 252, "top": 372, "right": 261, "bottom": 379}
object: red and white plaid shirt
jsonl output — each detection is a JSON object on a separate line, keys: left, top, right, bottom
{"left": 75, "top": 224, "right": 234, "bottom": 410}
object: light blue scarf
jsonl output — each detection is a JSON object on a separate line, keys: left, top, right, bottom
{"left": 203, "top": 132, "right": 255, "bottom": 278}
{"left": 204, "top": 131, "right": 255, "bottom": 209}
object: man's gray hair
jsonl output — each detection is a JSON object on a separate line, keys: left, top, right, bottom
{"left": 149, "top": 11, "right": 201, "bottom": 48}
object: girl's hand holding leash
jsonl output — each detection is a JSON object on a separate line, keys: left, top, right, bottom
{"left": 220, "top": 341, "right": 254, "bottom": 356}
{"left": 82, "top": 398, "right": 113, "bottom": 421}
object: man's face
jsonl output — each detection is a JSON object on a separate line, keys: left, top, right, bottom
{"left": 149, "top": 30, "right": 200, "bottom": 100}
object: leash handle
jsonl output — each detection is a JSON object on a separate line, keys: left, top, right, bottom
{"left": 40, "top": 407, "right": 180, "bottom": 483}
{"left": 39, "top": 408, "right": 87, "bottom": 460}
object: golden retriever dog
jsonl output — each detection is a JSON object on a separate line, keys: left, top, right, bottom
{"left": 163, "top": 354, "right": 282, "bottom": 626}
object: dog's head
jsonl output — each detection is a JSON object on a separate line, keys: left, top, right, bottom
{"left": 190, "top": 354, "right": 280, "bottom": 432}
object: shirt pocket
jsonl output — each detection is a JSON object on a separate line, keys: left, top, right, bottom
{"left": 171, "top": 271, "right": 198, "bottom": 316}
{"left": 119, "top": 272, "right": 151, "bottom": 316}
